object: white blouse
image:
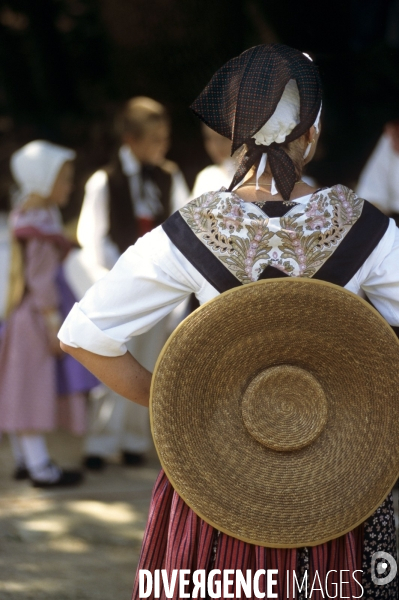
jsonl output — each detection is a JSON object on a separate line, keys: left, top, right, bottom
{"left": 191, "top": 160, "right": 235, "bottom": 199}
{"left": 357, "top": 133, "right": 399, "bottom": 214}
{"left": 59, "top": 200, "right": 399, "bottom": 358}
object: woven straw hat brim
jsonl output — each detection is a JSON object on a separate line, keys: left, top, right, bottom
{"left": 150, "top": 279, "right": 399, "bottom": 548}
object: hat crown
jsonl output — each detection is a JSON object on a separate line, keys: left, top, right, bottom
{"left": 242, "top": 365, "right": 328, "bottom": 452}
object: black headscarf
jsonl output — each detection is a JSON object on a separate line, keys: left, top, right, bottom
{"left": 191, "top": 44, "right": 322, "bottom": 201}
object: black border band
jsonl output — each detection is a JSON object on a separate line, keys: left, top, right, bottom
{"left": 163, "top": 211, "right": 242, "bottom": 293}
{"left": 313, "top": 201, "right": 389, "bottom": 287}
{"left": 163, "top": 201, "right": 389, "bottom": 294}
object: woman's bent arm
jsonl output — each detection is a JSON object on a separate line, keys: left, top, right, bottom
{"left": 60, "top": 342, "right": 152, "bottom": 407}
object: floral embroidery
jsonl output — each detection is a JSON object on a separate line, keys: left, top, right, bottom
{"left": 181, "top": 191, "right": 273, "bottom": 283}
{"left": 180, "top": 185, "right": 364, "bottom": 283}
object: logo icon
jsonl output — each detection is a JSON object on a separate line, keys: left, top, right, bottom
{"left": 371, "top": 552, "right": 397, "bottom": 586}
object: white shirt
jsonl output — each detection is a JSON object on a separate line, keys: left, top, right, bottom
{"left": 191, "top": 159, "right": 235, "bottom": 199}
{"left": 59, "top": 204, "right": 399, "bottom": 358}
{"left": 77, "top": 145, "right": 189, "bottom": 269}
{"left": 357, "top": 133, "right": 399, "bottom": 213}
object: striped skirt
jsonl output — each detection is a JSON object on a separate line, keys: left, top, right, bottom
{"left": 132, "top": 470, "right": 397, "bottom": 600}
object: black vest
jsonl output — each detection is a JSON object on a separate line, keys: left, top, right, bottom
{"left": 107, "top": 156, "right": 173, "bottom": 255}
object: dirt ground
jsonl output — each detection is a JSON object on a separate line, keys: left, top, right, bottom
{"left": 0, "top": 432, "right": 160, "bottom": 600}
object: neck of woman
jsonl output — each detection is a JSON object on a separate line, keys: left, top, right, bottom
{"left": 235, "top": 177, "right": 318, "bottom": 203}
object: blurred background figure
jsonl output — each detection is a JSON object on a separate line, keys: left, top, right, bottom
{"left": 191, "top": 124, "right": 235, "bottom": 197}
{"left": 0, "top": 140, "right": 97, "bottom": 487}
{"left": 77, "top": 97, "right": 189, "bottom": 471}
{"left": 77, "top": 97, "right": 188, "bottom": 269}
{"left": 0, "top": 198, "right": 12, "bottom": 329}
{"left": 356, "top": 120, "right": 399, "bottom": 222}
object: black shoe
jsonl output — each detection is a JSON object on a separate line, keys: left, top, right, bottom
{"left": 13, "top": 466, "right": 29, "bottom": 481}
{"left": 83, "top": 455, "right": 106, "bottom": 471}
{"left": 31, "top": 468, "right": 83, "bottom": 488}
{"left": 121, "top": 451, "right": 146, "bottom": 467}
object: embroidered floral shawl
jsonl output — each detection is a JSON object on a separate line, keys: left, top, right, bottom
{"left": 179, "top": 185, "right": 364, "bottom": 283}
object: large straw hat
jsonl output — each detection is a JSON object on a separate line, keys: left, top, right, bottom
{"left": 151, "top": 278, "right": 399, "bottom": 548}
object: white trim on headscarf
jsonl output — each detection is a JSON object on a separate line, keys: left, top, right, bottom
{"left": 250, "top": 76, "right": 322, "bottom": 193}
{"left": 252, "top": 79, "right": 300, "bottom": 148}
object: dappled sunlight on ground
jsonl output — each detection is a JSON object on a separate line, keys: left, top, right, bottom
{"left": 68, "top": 500, "right": 140, "bottom": 524}
{"left": 0, "top": 431, "right": 160, "bottom": 599}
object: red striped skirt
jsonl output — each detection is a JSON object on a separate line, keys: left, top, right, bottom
{"left": 131, "top": 470, "right": 399, "bottom": 600}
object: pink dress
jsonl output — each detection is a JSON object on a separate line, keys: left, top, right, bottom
{"left": 0, "top": 207, "right": 92, "bottom": 433}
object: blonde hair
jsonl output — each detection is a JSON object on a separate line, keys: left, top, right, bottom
{"left": 117, "top": 96, "right": 169, "bottom": 140}
{"left": 279, "top": 136, "right": 308, "bottom": 181}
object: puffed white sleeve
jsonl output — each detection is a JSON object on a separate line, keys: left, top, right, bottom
{"left": 58, "top": 226, "right": 206, "bottom": 357}
{"left": 352, "top": 219, "right": 399, "bottom": 325}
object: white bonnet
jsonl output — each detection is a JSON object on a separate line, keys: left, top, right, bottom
{"left": 251, "top": 74, "right": 322, "bottom": 193}
{"left": 10, "top": 140, "right": 76, "bottom": 203}
{"left": 252, "top": 79, "right": 322, "bottom": 147}
{"left": 253, "top": 79, "right": 300, "bottom": 146}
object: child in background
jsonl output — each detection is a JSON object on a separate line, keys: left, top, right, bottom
{"left": 191, "top": 123, "right": 235, "bottom": 198}
{"left": 77, "top": 97, "right": 189, "bottom": 470}
{"left": 0, "top": 140, "right": 96, "bottom": 487}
